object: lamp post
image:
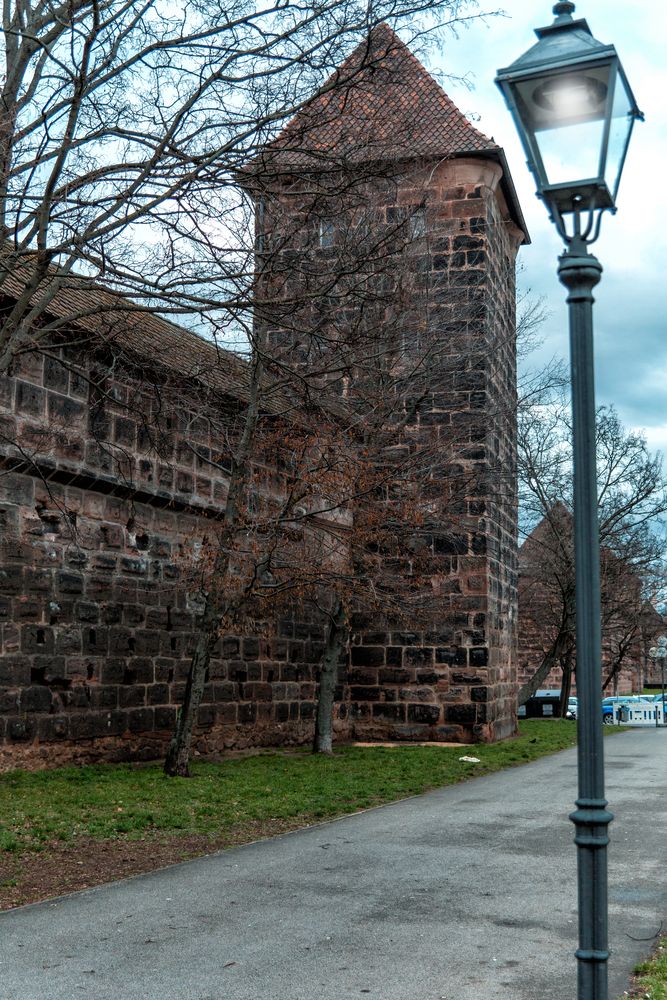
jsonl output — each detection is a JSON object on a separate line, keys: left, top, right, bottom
{"left": 495, "top": 5, "right": 643, "bottom": 1000}
{"left": 648, "top": 636, "right": 667, "bottom": 726}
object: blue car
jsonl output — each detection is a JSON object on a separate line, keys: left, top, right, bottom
{"left": 602, "top": 695, "right": 653, "bottom": 723}
{"left": 602, "top": 694, "right": 662, "bottom": 725}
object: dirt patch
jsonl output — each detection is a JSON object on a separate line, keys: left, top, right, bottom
{"left": 0, "top": 818, "right": 308, "bottom": 911}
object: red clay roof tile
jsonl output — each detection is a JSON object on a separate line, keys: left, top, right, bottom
{"left": 255, "top": 22, "right": 500, "bottom": 170}
{"left": 0, "top": 256, "right": 269, "bottom": 408}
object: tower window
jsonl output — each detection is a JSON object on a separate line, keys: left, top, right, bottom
{"left": 319, "top": 219, "right": 335, "bottom": 248}
{"left": 409, "top": 208, "right": 426, "bottom": 239}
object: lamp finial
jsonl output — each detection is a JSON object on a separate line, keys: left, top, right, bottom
{"left": 553, "top": 1, "right": 576, "bottom": 20}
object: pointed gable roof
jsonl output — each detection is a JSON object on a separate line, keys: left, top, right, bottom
{"left": 250, "top": 24, "right": 527, "bottom": 240}
{"left": 264, "top": 24, "right": 499, "bottom": 169}
{"left": 259, "top": 23, "right": 499, "bottom": 168}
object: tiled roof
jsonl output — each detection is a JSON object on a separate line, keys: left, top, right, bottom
{"left": 253, "top": 23, "right": 500, "bottom": 170}
{"left": 0, "top": 257, "right": 282, "bottom": 410}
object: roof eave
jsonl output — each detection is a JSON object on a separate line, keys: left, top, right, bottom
{"left": 460, "top": 147, "right": 530, "bottom": 246}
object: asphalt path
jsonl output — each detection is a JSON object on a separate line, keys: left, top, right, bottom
{"left": 0, "top": 728, "right": 665, "bottom": 1000}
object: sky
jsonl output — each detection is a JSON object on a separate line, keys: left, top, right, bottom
{"left": 430, "top": 0, "right": 667, "bottom": 458}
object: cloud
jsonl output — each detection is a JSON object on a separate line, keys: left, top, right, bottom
{"left": 429, "top": 0, "right": 667, "bottom": 461}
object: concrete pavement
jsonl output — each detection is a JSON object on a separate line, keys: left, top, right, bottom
{"left": 0, "top": 728, "right": 665, "bottom": 1000}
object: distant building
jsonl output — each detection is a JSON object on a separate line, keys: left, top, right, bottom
{"left": 518, "top": 506, "right": 648, "bottom": 698}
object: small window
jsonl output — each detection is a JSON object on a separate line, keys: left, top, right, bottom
{"left": 409, "top": 208, "right": 426, "bottom": 239}
{"left": 319, "top": 219, "right": 335, "bottom": 248}
{"left": 408, "top": 207, "right": 426, "bottom": 240}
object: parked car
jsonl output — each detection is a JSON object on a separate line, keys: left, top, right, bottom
{"left": 566, "top": 697, "right": 577, "bottom": 719}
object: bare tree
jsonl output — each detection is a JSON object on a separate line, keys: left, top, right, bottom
{"left": 0, "top": 5, "right": 510, "bottom": 774}
{"left": 162, "top": 156, "right": 485, "bottom": 768}
{"left": 0, "top": 0, "right": 497, "bottom": 374}
{"left": 517, "top": 400, "right": 667, "bottom": 709}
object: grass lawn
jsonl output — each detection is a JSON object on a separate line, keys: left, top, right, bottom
{"left": 628, "top": 937, "right": 667, "bottom": 999}
{"left": 0, "top": 719, "right": 626, "bottom": 908}
{"left": 0, "top": 720, "right": 606, "bottom": 852}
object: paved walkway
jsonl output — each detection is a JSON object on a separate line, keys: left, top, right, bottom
{"left": 0, "top": 728, "right": 665, "bottom": 1000}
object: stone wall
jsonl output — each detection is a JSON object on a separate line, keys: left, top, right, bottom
{"left": 0, "top": 313, "right": 520, "bottom": 769}
{"left": 344, "top": 162, "right": 521, "bottom": 743}
{"left": 0, "top": 22, "right": 527, "bottom": 768}
{"left": 517, "top": 521, "right": 642, "bottom": 697}
{"left": 256, "top": 155, "right": 522, "bottom": 743}
{"left": 0, "top": 345, "right": 331, "bottom": 770}
{"left": 0, "top": 170, "right": 523, "bottom": 766}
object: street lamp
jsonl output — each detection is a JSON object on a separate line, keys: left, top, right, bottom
{"left": 648, "top": 636, "right": 667, "bottom": 727}
{"left": 495, "top": 4, "right": 643, "bottom": 1000}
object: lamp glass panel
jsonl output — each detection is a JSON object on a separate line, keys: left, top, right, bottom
{"left": 604, "top": 74, "right": 635, "bottom": 199}
{"left": 534, "top": 118, "right": 604, "bottom": 185}
{"left": 513, "top": 64, "right": 611, "bottom": 185}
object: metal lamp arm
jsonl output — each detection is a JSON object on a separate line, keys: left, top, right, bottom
{"left": 551, "top": 196, "right": 612, "bottom": 248}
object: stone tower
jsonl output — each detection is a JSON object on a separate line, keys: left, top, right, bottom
{"left": 247, "top": 24, "right": 529, "bottom": 743}
{"left": 0, "top": 25, "right": 527, "bottom": 767}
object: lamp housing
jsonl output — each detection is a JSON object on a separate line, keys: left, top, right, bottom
{"left": 495, "top": 2, "right": 642, "bottom": 219}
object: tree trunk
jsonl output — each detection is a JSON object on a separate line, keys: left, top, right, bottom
{"left": 313, "top": 598, "right": 347, "bottom": 754}
{"left": 558, "top": 649, "right": 574, "bottom": 718}
{"left": 163, "top": 346, "right": 265, "bottom": 777}
{"left": 518, "top": 628, "right": 573, "bottom": 705}
{"left": 602, "top": 663, "right": 619, "bottom": 693}
{"left": 164, "top": 592, "right": 220, "bottom": 776}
